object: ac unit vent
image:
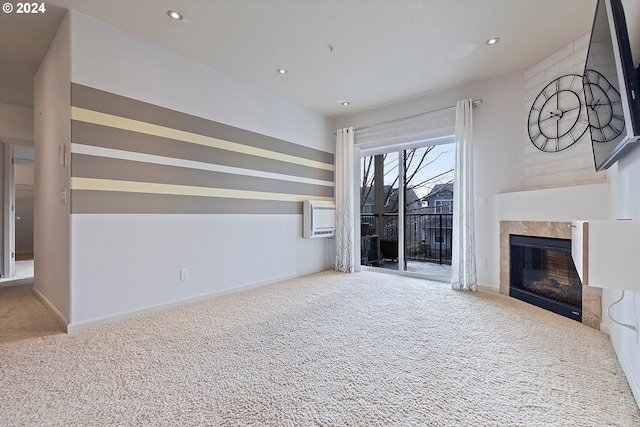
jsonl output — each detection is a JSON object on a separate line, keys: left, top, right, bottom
{"left": 303, "top": 200, "right": 336, "bottom": 238}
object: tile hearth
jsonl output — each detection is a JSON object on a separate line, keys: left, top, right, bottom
{"left": 500, "top": 221, "right": 602, "bottom": 330}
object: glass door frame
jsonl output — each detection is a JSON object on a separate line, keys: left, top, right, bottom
{"left": 357, "top": 146, "right": 415, "bottom": 276}
{"left": 355, "top": 136, "right": 454, "bottom": 281}
{"left": 354, "top": 146, "right": 420, "bottom": 278}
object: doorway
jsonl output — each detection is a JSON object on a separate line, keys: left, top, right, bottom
{"left": 359, "top": 143, "right": 454, "bottom": 281}
{"left": 14, "top": 151, "right": 34, "bottom": 274}
{"left": 1, "top": 145, "right": 34, "bottom": 284}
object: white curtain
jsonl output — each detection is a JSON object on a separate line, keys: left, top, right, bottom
{"left": 335, "top": 128, "right": 355, "bottom": 273}
{"left": 451, "top": 99, "right": 478, "bottom": 291}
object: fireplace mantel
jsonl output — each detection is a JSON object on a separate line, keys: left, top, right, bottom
{"left": 500, "top": 220, "right": 602, "bottom": 330}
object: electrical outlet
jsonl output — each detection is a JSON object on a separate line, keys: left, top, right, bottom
{"left": 479, "top": 258, "right": 487, "bottom": 269}
{"left": 180, "top": 268, "right": 189, "bottom": 281}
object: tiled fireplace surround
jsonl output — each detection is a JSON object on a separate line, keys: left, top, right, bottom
{"left": 500, "top": 221, "right": 602, "bottom": 330}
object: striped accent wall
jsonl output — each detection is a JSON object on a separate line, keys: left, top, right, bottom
{"left": 70, "top": 84, "right": 334, "bottom": 214}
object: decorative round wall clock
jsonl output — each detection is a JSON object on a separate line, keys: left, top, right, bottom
{"left": 527, "top": 74, "right": 589, "bottom": 152}
{"left": 583, "top": 69, "right": 625, "bottom": 143}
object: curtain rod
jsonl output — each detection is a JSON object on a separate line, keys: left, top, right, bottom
{"left": 353, "top": 99, "right": 483, "bottom": 132}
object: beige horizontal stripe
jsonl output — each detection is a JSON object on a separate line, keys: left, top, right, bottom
{"left": 70, "top": 177, "right": 333, "bottom": 203}
{"left": 71, "top": 107, "right": 334, "bottom": 172}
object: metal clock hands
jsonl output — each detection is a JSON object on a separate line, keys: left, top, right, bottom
{"left": 538, "top": 105, "right": 582, "bottom": 123}
{"left": 589, "top": 98, "right": 603, "bottom": 110}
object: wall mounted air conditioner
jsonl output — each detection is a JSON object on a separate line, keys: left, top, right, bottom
{"left": 303, "top": 200, "right": 336, "bottom": 238}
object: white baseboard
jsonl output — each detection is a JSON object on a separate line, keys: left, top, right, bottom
{"left": 601, "top": 323, "right": 640, "bottom": 409}
{"left": 478, "top": 283, "right": 500, "bottom": 293}
{"left": 32, "top": 287, "right": 69, "bottom": 331}
{"left": 66, "top": 273, "right": 300, "bottom": 333}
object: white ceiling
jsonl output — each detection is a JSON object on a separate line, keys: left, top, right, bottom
{"left": 0, "top": 0, "right": 610, "bottom": 117}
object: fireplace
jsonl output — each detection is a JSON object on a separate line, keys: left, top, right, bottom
{"left": 500, "top": 221, "right": 601, "bottom": 330}
{"left": 509, "top": 235, "right": 582, "bottom": 322}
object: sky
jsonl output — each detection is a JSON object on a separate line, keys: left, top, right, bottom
{"left": 361, "top": 143, "right": 455, "bottom": 199}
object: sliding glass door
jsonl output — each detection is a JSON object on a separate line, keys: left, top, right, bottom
{"left": 359, "top": 143, "right": 454, "bottom": 281}
{"left": 360, "top": 151, "right": 399, "bottom": 270}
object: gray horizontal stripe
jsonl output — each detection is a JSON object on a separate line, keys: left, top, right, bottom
{"left": 71, "top": 154, "right": 333, "bottom": 199}
{"left": 71, "top": 83, "right": 333, "bottom": 165}
{"left": 71, "top": 191, "right": 302, "bottom": 214}
{"left": 71, "top": 120, "right": 334, "bottom": 182}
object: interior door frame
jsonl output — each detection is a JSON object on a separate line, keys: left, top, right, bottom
{"left": 2, "top": 143, "right": 15, "bottom": 278}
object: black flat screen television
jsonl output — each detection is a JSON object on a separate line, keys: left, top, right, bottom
{"left": 583, "top": 0, "right": 640, "bottom": 171}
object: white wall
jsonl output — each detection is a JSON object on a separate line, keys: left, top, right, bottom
{"left": 334, "top": 73, "right": 525, "bottom": 287}
{"left": 495, "top": 183, "right": 611, "bottom": 222}
{"left": 0, "top": 103, "right": 34, "bottom": 147}
{"left": 33, "top": 13, "right": 71, "bottom": 324}
{"left": 71, "top": 214, "right": 325, "bottom": 324}
{"left": 65, "top": 11, "right": 333, "bottom": 329}
{"left": 599, "top": 0, "right": 640, "bottom": 407}
{"left": 606, "top": 145, "right": 640, "bottom": 406}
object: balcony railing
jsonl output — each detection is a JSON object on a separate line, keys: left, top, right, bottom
{"left": 361, "top": 213, "right": 452, "bottom": 265}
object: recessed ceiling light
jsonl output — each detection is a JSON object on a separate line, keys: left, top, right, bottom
{"left": 485, "top": 37, "right": 500, "bottom": 46}
{"left": 340, "top": 101, "right": 350, "bottom": 107}
{"left": 167, "top": 10, "right": 183, "bottom": 21}
{"left": 277, "top": 68, "right": 288, "bottom": 74}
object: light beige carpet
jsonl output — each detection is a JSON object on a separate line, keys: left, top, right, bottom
{"left": 1, "top": 271, "right": 638, "bottom": 426}
{"left": 0, "top": 284, "right": 65, "bottom": 343}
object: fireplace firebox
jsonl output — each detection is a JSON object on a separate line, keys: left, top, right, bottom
{"left": 509, "top": 234, "right": 582, "bottom": 322}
